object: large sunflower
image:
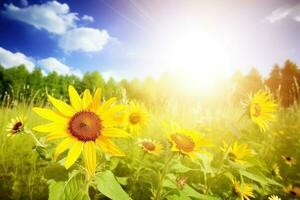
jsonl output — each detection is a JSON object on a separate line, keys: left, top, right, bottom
{"left": 244, "top": 90, "right": 277, "bottom": 132}
{"left": 126, "top": 102, "right": 148, "bottom": 134}
{"left": 165, "top": 123, "right": 210, "bottom": 158}
{"left": 33, "top": 85, "right": 129, "bottom": 176}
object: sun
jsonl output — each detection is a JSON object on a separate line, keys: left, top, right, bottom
{"left": 154, "top": 28, "right": 234, "bottom": 92}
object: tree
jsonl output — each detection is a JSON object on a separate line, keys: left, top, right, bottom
{"left": 265, "top": 64, "right": 281, "bottom": 98}
{"left": 243, "top": 68, "right": 263, "bottom": 93}
{"left": 281, "top": 60, "right": 299, "bottom": 107}
{"left": 82, "top": 71, "right": 105, "bottom": 92}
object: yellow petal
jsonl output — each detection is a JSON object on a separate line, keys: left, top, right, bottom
{"left": 33, "top": 123, "right": 66, "bottom": 133}
{"left": 33, "top": 107, "right": 67, "bottom": 122}
{"left": 48, "top": 95, "right": 75, "bottom": 117}
{"left": 102, "top": 127, "right": 130, "bottom": 138}
{"left": 90, "top": 88, "right": 101, "bottom": 111}
{"left": 83, "top": 141, "right": 96, "bottom": 176}
{"left": 83, "top": 89, "right": 93, "bottom": 109}
{"left": 96, "top": 136, "right": 125, "bottom": 156}
{"left": 46, "top": 132, "right": 68, "bottom": 142}
{"left": 65, "top": 140, "right": 83, "bottom": 169}
{"left": 54, "top": 137, "right": 76, "bottom": 161}
{"left": 69, "top": 85, "right": 82, "bottom": 111}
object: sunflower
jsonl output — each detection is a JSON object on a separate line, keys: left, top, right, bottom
{"left": 284, "top": 185, "right": 300, "bottom": 198}
{"left": 33, "top": 85, "right": 130, "bottom": 176}
{"left": 222, "top": 141, "right": 254, "bottom": 165}
{"left": 137, "top": 138, "right": 162, "bottom": 155}
{"left": 6, "top": 116, "right": 25, "bottom": 137}
{"left": 125, "top": 102, "right": 148, "bottom": 135}
{"left": 244, "top": 90, "right": 277, "bottom": 132}
{"left": 165, "top": 123, "right": 211, "bottom": 158}
{"left": 231, "top": 178, "right": 255, "bottom": 200}
{"left": 282, "top": 155, "right": 296, "bottom": 167}
{"left": 271, "top": 163, "right": 282, "bottom": 179}
{"left": 268, "top": 195, "right": 281, "bottom": 200}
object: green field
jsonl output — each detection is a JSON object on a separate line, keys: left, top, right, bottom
{"left": 0, "top": 88, "right": 299, "bottom": 200}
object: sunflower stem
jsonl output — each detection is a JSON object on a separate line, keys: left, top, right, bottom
{"left": 27, "top": 129, "right": 45, "bottom": 147}
{"left": 154, "top": 152, "right": 176, "bottom": 200}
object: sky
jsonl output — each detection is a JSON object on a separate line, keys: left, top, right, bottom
{"left": 0, "top": 0, "right": 300, "bottom": 81}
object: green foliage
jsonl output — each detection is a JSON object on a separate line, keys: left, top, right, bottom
{"left": 94, "top": 170, "right": 132, "bottom": 200}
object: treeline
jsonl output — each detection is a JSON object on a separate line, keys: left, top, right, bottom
{"left": 1, "top": 59, "right": 300, "bottom": 107}
{"left": 231, "top": 59, "right": 300, "bottom": 107}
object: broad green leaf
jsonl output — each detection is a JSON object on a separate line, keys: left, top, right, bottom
{"left": 169, "top": 161, "right": 194, "bottom": 173}
{"left": 48, "top": 181, "right": 65, "bottom": 200}
{"left": 167, "top": 194, "right": 192, "bottom": 200}
{"left": 95, "top": 170, "right": 132, "bottom": 200}
{"left": 44, "top": 163, "right": 69, "bottom": 181}
{"left": 64, "top": 173, "right": 90, "bottom": 200}
{"left": 239, "top": 169, "right": 268, "bottom": 186}
{"left": 181, "top": 184, "right": 221, "bottom": 200}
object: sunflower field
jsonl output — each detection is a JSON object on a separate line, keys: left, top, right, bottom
{"left": 0, "top": 82, "right": 299, "bottom": 200}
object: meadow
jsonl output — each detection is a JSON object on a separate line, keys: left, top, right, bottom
{"left": 0, "top": 82, "right": 299, "bottom": 200}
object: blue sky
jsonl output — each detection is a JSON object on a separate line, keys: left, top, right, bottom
{"left": 0, "top": 0, "right": 300, "bottom": 80}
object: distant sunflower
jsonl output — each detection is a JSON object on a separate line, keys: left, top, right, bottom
{"left": 271, "top": 163, "right": 282, "bottom": 179}
{"left": 165, "top": 123, "right": 211, "bottom": 158}
{"left": 126, "top": 102, "right": 148, "bottom": 135}
{"left": 284, "top": 185, "right": 300, "bottom": 198}
{"left": 282, "top": 155, "right": 296, "bottom": 167}
{"left": 222, "top": 141, "right": 254, "bottom": 165}
{"left": 33, "top": 85, "right": 129, "bottom": 176}
{"left": 231, "top": 178, "right": 255, "bottom": 200}
{"left": 6, "top": 116, "right": 25, "bottom": 137}
{"left": 137, "top": 138, "right": 162, "bottom": 155}
{"left": 244, "top": 90, "right": 277, "bottom": 132}
{"left": 268, "top": 195, "right": 281, "bottom": 200}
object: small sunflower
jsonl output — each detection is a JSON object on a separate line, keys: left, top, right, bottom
{"left": 137, "top": 138, "right": 162, "bottom": 155}
{"left": 231, "top": 178, "right": 255, "bottom": 200}
{"left": 271, "top": 163, "right": 282, "bottom": 179}
{"left": 222, "top": 141, "right": 254, "bottom": 165}
{"left": 268, "top": 195, "right": 281, "bottom": 200}
{"left": 244, "top": 90, "right": 277, "bottom": 132}
{"left": 165, "top": 123, "right": 211, "bottom": 158}
{"left": 126, "top": 102, "right": 148, "bottom": 134}
{"left": 284, "top": 185, "right": 300, "bottom": 198}
{"left": 6, "top": 116, "right": 25, "bottom": 137}
{"left": 282, "top": 155, "right": 296, "bottom": 167}
{"left": 33, "top": 85, "right": 130, "bottom": 176}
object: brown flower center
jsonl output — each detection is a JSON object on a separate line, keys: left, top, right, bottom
{"left": 286, "top": 157, "right": 291, "bottom": 161}
{"left": 228, "top": 152, "right": 237, "bottom": 161}
{"left": 251, "top": 103, "right": 261, "bottom": 117}
{"left": 141, "top": 141, "right": 156, "bottom": 151}
{"left": 290, "top": 190, "right": 296, "bottom": 196}
{"left": 12, "top": 122, "right": 23, "bottom": 133}
{"left": 129, "top": 112, "right": 141, "bottom": 124}
{"left": 68, "top": 111, "right": 102, "bottom": 141}
{"left": 170, "top": 133, "right": 195, "bottom": 152}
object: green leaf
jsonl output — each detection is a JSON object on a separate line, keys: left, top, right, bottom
{"left": 95, "top": 170, "right": 132, "bottom": 200}
{"left": 44, "top": 163, "right": 69, "bottom": 181}
{"left": 48, "top": 181, "right": 65, "bottom": 200}
{"left": 167, "top": 194, "right": 192, "bottom": 200}
{"left": 169, "top": 161, "right": 194, "bottom": 173}
{"left": 239, "top": 169, "right": 268, "bottom": 186}
{"left": 64, "top": 173, "right": 90, "bottom": 200}
{"left": 181, "top": 184, "right": 221, "bottom": 200}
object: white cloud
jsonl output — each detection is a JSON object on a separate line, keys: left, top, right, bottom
{"left": 3, "top": 1, "right": 78, "bottom": 34}
{"left": 59, "top": 27, "right": 110, "bottom": 52}
{"left": 266, "top": 3, "right": 300, "bottom": 23}
{"left": 82, "top": 15, "right": 94, "bottom": 22}
{"left": 37, "top": 57, "right": 82, "bottom": 77}
{"left": 0, "top": 47, "right": 34, "bottom": 71}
